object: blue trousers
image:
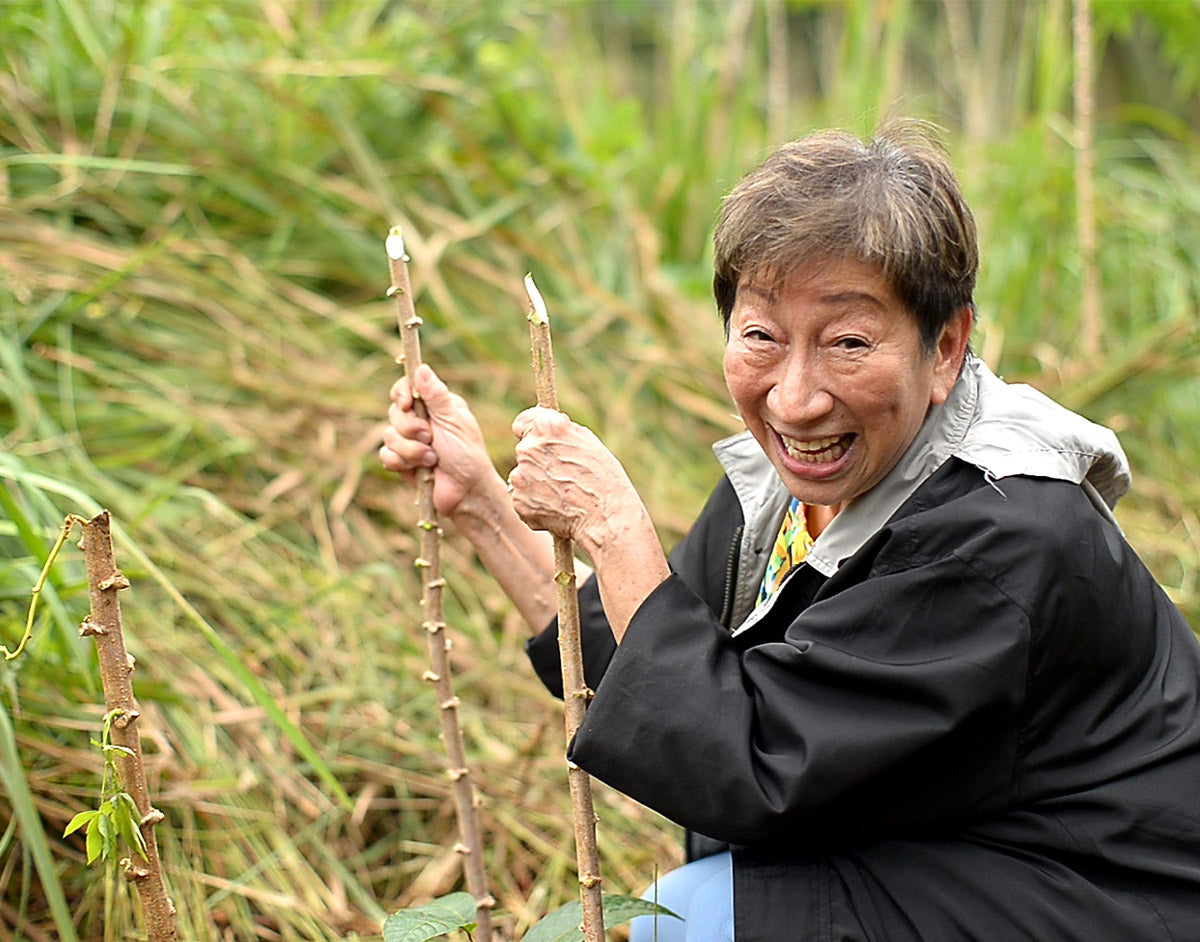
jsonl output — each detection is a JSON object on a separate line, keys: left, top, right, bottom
{"left": 629, "top": 852, "right": 734, "bottom": 942}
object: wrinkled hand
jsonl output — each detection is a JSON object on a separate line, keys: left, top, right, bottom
{"left": 379, "top": 364, "right": 499, "bottom": 519}
{"left": 508, "top": 407, "right": 641, "bottom": 556}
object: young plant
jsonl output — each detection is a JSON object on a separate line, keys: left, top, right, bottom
{"left": 17, "top": 512, "right": 178, "bottom": 939}
{"left": 63, "top": 708, "right": 149, "bottom": 868}
{"left": 74, "top": 510, "right": 177, "bottom": 941}
{"left": 386, "top": 227, "right": 495, "bottom": 939}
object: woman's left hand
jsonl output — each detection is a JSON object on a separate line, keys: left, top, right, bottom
{"left": 509, "top": 407, "right": 638, "bottom": 555}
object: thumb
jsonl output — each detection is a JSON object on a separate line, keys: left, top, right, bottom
{"left": 413, "top": 363, "right": 451, "bottom": 410}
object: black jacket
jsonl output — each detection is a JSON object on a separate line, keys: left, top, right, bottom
{"left": 527, "top": 458, "right": 1200, "bottom": 940}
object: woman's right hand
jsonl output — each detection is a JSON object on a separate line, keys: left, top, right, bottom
{"left": 379, "top": 364, "right": 502, "bottom": 519}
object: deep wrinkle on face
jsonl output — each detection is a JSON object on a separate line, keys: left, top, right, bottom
{"left": 723, "top": 257, "right": 964, "bottom": 508}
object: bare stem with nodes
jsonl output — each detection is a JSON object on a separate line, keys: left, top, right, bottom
{"left": 386, "top": 227, "right": 494, "bottom": 939}
{"left": 77, "top": 511, "right": 177, "bottom": 942}
{"left": 523, "top": 273, "right": 605, "bottom": 942}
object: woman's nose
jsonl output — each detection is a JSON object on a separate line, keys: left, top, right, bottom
{"left": 767, "top": 354, "right": 835, "bottom": 425}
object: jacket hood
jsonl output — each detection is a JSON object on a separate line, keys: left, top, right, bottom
{"left": 958, "top": 357, "right": 1130, "bottom": 509}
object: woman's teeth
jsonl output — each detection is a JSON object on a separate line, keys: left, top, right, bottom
{"left": 782, "top": 433, "right": 850, "bottom": 464}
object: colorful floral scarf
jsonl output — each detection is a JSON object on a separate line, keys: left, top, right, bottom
{"left": 756, "top": 496, "right": 813, "bottom": 607}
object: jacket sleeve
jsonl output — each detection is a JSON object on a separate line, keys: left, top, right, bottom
{"left": 524, "top": 477, "right": 742, "bottom": 699}
{"left": 567, "top": 544, "right": 1029, "bottom": 847}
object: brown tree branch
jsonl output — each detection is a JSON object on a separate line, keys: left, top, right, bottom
{"left": 77, "top": 511, "right": 177, "bottom": 942}
{"left": 386, "top": 228, "right": 494, "bottom": 939}
{"left": 523, "top": 273, "right": 604, "bottom": 942}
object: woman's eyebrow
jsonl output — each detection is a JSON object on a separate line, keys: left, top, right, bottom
{"left": 817, "top": 290, "right": 886, "bottom": 309}
{"left": 738, "top": 283, "right": 777, "bottom": 304}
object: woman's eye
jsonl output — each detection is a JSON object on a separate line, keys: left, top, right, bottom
{"left": 835, "top": 336, "right": 870, "bottom": 351}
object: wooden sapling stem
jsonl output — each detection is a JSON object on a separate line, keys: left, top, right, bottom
{"left": 78, "top": 511, "right": 177, "bottom": 942}
{"left": 386, "top": 227, "right": 495, "bottom": 939}
{"left": 523, "top": 273, "right": 605, "bottom": 942}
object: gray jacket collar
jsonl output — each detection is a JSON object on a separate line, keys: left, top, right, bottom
{"left": 713, "top": 354, "right": 1131, "bottom": 635}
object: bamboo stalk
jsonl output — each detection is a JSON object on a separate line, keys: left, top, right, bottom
{"left": 385, "top": 227, "right": 494, "bottom": 939}
{"left": 77, "top": 511, "right": 177, "bottom": 942}
{"left": 523, "top": 273, "right": 605, "bottom": 942}
{"left": 1073, "top": 0, "right": 1102, "bottom": 357}
{"left": 765, "top": 0, "right": 789, "bottom": 145}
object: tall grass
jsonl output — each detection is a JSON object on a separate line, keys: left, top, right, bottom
{"left": 2, "top": 1, "right": 1199, "bottom": 938}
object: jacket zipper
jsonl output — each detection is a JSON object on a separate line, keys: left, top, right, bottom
{"left": 719, "top": 524, "right": 744, "bottom": 630}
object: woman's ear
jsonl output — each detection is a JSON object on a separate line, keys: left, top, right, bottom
{"left": 930, "top": 306, "right": 974, "bottom": 405}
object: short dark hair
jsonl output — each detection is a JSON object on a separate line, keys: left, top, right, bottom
{"left": 713, "top": 121, "right": 978, "bottom": 351}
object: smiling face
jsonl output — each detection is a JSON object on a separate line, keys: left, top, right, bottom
{"left": 723, "top": 257, "right": 971, "bottom": 507}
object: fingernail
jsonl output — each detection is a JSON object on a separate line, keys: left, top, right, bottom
{"left": 421, "top": 449, "right": 438, "bottom": 467}
{"left": 416, "top": 429, "right": 432, "bottom": 445}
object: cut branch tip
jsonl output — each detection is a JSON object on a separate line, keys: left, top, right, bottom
{"left": 524, "top": 273, "right": 550, "bottom": 325}
{"left": 385, "top": 227, "right": 409, "bottom": 262}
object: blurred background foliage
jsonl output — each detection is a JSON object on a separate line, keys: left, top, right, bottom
{"left": 2, "top": 0, "right": 1199, "bottom": 938}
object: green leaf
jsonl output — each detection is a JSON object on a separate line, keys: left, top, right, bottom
{"left": 112, "top": 792, "right": 148, "bottom": 860}
{"left": 63, "top": 809, "right": 100, "bottom": 837}
{"left": 97, "top": 808, "right": 116, "bottom": 861}
{"left": 85, "top": 814, "right": 103, "bottom": 864}
{"left": 383, "top": 892, "right": 477, "bottom": 942}
{"left": 523, "top": 894, "right": 680, "bottom": 942}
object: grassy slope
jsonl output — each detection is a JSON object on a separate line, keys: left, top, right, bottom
{"left": 1, "top": 1, "right": 1199, "bottom": 938}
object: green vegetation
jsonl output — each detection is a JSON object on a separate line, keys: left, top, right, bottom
{"left": 2, "top": 1, "right": 1198, "bottom": 938}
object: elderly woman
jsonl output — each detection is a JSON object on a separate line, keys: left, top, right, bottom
{"left": 380, "top": 124, "right": 1200, "bottom": 941}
